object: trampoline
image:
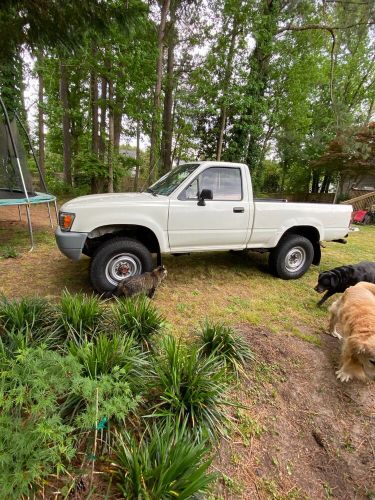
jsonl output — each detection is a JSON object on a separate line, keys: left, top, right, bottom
{"left": 0, "top": 96, "right": 57, "bottom": 250}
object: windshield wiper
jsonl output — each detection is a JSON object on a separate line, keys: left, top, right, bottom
{"left": 146, "top": 188, "right": 158, "bottom": 197}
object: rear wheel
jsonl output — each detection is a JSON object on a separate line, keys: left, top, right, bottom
{"left": 90, "top": 237, "right": 153, "bottom": 295}
{"left": 269, "top": 235, "right": 314, "bottom": 280}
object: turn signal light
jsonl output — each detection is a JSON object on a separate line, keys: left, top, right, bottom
{"left": 59, "top": 212, "right": 75, "bottom": 231}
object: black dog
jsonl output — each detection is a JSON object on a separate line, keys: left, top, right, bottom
{"left": 315, "top": 261, "right": 375, "bottom": 306}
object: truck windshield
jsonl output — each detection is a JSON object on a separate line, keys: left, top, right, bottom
{"left": 148, "top": 163, "right": 200, "bottom": 196}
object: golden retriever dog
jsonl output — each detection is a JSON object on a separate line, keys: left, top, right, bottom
{"left": 328, "top": 281, "right": 375, "bottom": 382}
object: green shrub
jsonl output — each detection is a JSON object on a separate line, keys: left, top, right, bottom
{"left": 112, "top": 420, "right": 215, "bottom": 498}
{"left": 0, "top": 296, "right": 58, "bottom": 351}
{"left": 197, "top": 321, "right": 254, "bottom": 376}
{"left": 1, "top": 246, "right": 19, "bottom": 259}
{"left": 61, "top": 334, "right": 146, "bottom": 431}
{"left": 55, "top": 290, "right": 105, "bottom": 341}
{"left": 68, "top": 333, "right": 149, "bottom": 385}
{"left": 113, "top": 295, "right": 165, "bottom": 348}
{"left": 0, "top": 296, "right": 52, "bottom": 334}
{"left": 0, "top": 347, "right": 78, "bottom": 498}
{"left": 151, "top": 335, "right": 231, "bottom": 440}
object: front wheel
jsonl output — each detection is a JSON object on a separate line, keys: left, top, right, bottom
{"left": 268, "top": 235, "right": 314, "bottom": 280}
{"left": 90, "top": 237, "right": 153, "bottom": 295}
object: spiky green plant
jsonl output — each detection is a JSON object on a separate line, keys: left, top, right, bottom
{"left": 0, "top": 296, "right": 57, "bottom": 350}
{"left": 112, "top": 420, "right": 215, "bottom": 499}
{"left": 113, "top": 295, "right": 165, "bottom": 348}
{"left": 151, "top": 335, "right": 231, "bottom": 440}
{"left": 0, "top": 296, "right": 52, "bottom": 334}
{"left": 68, "top": 333, "right": 149, "bottom": 382}
{"left": 197, "top": 321, "right": 254, "bottom": 376}
{"left": 55, "top": 290, "right": 105, "bottom": 341}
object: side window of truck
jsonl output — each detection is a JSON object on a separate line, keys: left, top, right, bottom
{"left": 179, "top": 167, "right": 242, "bottom": 201}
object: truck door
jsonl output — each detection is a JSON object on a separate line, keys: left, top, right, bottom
{"left": 168, "top": 166, "right": 250, "bottom": 251}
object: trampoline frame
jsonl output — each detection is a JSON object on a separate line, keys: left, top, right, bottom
{"left": 0, "top": 96, "right": 58, "bottom": 251}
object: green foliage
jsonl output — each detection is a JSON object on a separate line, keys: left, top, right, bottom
{"left": 197, "top": 321, "right": 254, "bottom": 377}
{"left": 113, "top": 295, "right": 165, "bottom": 348}
{"left": 61, "top": 333, "right": 146, "bottom": 428}
{"left": 0, "top": 347, "right": 78, "bottom": 498}
{"left": 0, "top": 296, "right": 51, "bottom": 333}
{"left": 151, "top": 335, "right": 231, "bottom": 440}
{"left": 55, "top": 290, "right": 105, "bottom": 341}
{"left": 68, "top": 332, "right": 149, "bottom": 385}
{"left": 0, "top": 246, "right": 19, "bottom": 259}
{"left": 0, "top": 297, "right": 57, "bottom": 351}
{"left": 112, "top": 420, "right": 215, "bottom": 499}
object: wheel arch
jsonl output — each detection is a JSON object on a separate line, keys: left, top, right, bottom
{"left": 84, "top": 224, "right": 161, "bottom": 257}
{"left": 278, "top": 226, "right": 321, "bottom": 265}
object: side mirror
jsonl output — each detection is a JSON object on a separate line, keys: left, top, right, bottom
{"left": 197, "top": 189, "right": 213, "bottom": 206}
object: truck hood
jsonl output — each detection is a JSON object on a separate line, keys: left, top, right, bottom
{"left": 61, "top": 192, "right": 168, "bottom": 211}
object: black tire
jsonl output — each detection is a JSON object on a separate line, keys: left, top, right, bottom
{"left": 268, "top": 235, "right": 314, "bottom": 280}
{"left": 90, "top": 237, "right": 153, "bottom": 295}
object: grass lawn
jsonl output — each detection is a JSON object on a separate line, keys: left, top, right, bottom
{"left": 1, "top": 206, "right": 374, "bottom": 341}
{"left": 1, "top": 205, "right": 375, "bottom": 499}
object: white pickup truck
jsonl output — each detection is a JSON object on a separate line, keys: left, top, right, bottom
{"left": 56, "top": 161, "right": 352, "bottom": 294}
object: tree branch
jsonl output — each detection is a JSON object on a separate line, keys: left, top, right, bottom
{"left": 277, "top": 21, "right": 375, "bottom": 35}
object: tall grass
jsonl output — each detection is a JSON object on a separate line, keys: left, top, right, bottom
{"left": 197, "top": 321, "right": 254, "bottom": 377}
{"left": 0, "top": 296, "right": 52, "bottom": 334}
{"left": 113, "top": 295, "right": 165, "bottom": 348}
{"left": 68, "top": 333, "right": 149, "bottom": 384}
{"left": 112, "top": 420, "right": 215, "bottom": 498}
{"left": 55, "top": 290, "right": 105, "bottom": 341}
{"left": 151, "top": 335, "right": 231, "bottom": 440}
{"left": 0, "top": 296, "right": 58, "bottom": 351}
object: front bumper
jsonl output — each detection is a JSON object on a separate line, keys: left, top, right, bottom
{"left": 55, "top": 227, "right": 88, "bottom": 260}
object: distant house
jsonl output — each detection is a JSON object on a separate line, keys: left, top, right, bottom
{"left": 342, "top": 173, "right": 375, "bottom": 195}
{"left": 119, "top": 147, "right": 137, "bottom": 177}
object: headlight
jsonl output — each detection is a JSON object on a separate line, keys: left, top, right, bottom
{"left": 59, "top": 212, "right": 75, "bottom": 231}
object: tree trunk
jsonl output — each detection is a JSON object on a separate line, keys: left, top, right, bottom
{"left": 160, "top": 7, "right": 176, "bottom": 175}
{"left": 114, "top": 105, "right": 122, "bottom": 155}
{"left": 90, "top": 70, "right": 99, "bottom": 155}
{"left": 216, "top": 19, "right": 238, "bottom": 160}
{"left": 60, "top": 62, "right": 72, "bottom": 185}
{"left": 108, "top": 79, "right": 114, "bottom": 193}
{"left": 37, "top": 53, "right": 45, "bottom": 178}
{"left": 311, "top": 170, "right": 320, "bottom": 193}
{"left": 320, "top": 174, "right": 331, "bottom": 193}
{"left": 90, "top": 51, "right": 99, "bottom": 193}
{"left": 149, "top": 0, "right": 171, "bottom": 184}
{"left": 227, "top": 0, "right": 280, "bottom": 188}
{"left": 134, "top": 120, "right": 141, "bottom": 191}
{"left": 99, "top": 76, "right": 107, "bottom": 161}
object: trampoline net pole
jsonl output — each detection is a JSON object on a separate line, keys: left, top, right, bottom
{"left": 25, "top": 203, "right": 34, "bottom": 252}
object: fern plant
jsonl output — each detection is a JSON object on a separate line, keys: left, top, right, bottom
{"left": 113, "top": 295, "right": 165, "bottom": 349}
{"left": 112, "top": 420, "right": 215, "bottom": 498}
{"left": 61, "top": 334, "right": 148, "bottom": 431}
{"left": 197, "top": 321, "right": 254, "bottom": 377}
{"left": 0, "top": 346, "right": 78, "bottom": 498}
{"left": 150, "top": 335, "right": 231, "bottom": 440}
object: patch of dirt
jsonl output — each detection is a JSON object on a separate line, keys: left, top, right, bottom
{"left": 216, "top": 326, "right": 375, "bottom": 499}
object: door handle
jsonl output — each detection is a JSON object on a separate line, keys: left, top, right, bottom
{"left": 233, "top": 207, "right": 244, "bottom": 213}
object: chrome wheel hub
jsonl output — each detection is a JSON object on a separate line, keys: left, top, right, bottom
{"left": 285, "top": 246, "right": 306, "bottom": 273}
{"left": 105, "top": 253, "right": 142, "bottom": 286}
